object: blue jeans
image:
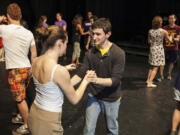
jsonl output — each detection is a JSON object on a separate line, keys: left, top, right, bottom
{"left": 83, "top": 94, "right": 121, "bottom": 135}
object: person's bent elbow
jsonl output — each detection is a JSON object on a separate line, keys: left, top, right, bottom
{"left": 111, "top": 77, "right": 121, "bottom": 87}
{"left": 69, "top": 97, "right": 80, "bottom": 105}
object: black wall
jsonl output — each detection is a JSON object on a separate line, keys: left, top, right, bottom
{"left": 0, "top": 0, "right": 179, "bottom": 42}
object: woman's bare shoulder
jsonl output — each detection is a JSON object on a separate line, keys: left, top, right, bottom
{"left": 53, "top": 65, "right": 70, "bottom": 84}
{"left": 55, "top": 65, "right": 69, "bottom": 77}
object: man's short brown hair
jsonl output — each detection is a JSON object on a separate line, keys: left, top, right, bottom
{"left": 169, "top": 14, "right": 177, "bottom": 19}
{"left": 7, "top": 3, "right": 22, "bottom": 20}
{"left": 92, "top": 18, "right": 112, "bottom": 34}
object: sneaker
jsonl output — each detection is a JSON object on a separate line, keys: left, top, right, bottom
{"left": 170, "top": 131, "right": 177, "bottom": 135}
{"left": 157, "top": 76, "right": 164, "bottom": 82}
{"left": 12, "top": 114, "right": 24, "bottom": 124}
{"left": 167, "top": 74, "right": 172, "bottom": 80}
{"left": 12, "top": 124, "right": 30, "bottom": 135}
{"left": 147, "top": 83, "right": 157, "bottom": 88}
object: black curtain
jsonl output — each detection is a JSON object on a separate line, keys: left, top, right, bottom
{"left": 85, "top": 0, "right": 152, "bottom": 41}
{"left": 0, "top": 0, "right": 179, "bottom": 41}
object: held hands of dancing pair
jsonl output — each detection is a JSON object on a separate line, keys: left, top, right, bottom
{"left": 173, "top": 34, "right": 180, "bottom": 42}
{"left": 83, "top": 70, "right": 98, "bottom": 85}
{"left": 65, "top": 64, "right": 98, "bottom": 84}
{"left": 168, "top": 33, "right": 180, "bottom": 42}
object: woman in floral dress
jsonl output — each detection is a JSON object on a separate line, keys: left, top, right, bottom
{"left": 146, "top": 16, "right": 172, "bottom": 87}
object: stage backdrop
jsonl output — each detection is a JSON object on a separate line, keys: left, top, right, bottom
{"left": 0, "top": 0, "right": 179, "bottom": 42}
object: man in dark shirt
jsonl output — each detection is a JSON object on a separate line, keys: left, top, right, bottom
{"left": 158, "top": 14, "right": 180, "bottom": 81}
{"left": 85, "top": 15, "right": 98, "bottom": 51}
{"left": 71, "top": 18, "right": 125, "bottom": 135}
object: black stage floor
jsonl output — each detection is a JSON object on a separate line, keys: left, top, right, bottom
{"left": 0, "top": 54, "right": 178, "bottom": 135}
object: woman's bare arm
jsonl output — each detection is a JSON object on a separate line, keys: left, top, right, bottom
{"left": 77, "top": 24, "right": 89, "bottom": 35}
{"left": 54, "top": 66, "right": 95, "bottom": 105}
{"left": 163, "top": 29, "right": 173, "bottom": 42}
{"left": 148, "top": 30, "right": 152, "bottom": 45}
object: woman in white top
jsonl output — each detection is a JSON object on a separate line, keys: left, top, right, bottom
{"left": 146, "top": 16, "right": 172, "bottom": 87}
{"left": 28, "top": 26, "right": 95, "bottom": 135}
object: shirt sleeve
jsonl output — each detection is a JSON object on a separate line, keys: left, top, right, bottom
{"left": 76, "top": 54, "right": 90, "bottom": 78}
{"left": 82, "top": 21, "right": 86, "bottom": 29}
{"left": 54, "top": 21, "right": 57, "bottom": 25}
{"left": 30, "top": 33, "right": 35, "bottom": 46}
{"left": 111, "top": 49, "right": 125, "bottom": 87}
{"left": 163, "top": 26, "right": 166, "bottom": 30}
{"left": 178, "top": 26, "right": 180, "bottom": 34}
{"left": 63, "top": 20, "right": 67, "bottom": 27}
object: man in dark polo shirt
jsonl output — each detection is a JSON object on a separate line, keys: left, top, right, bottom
{"left": 71, "top": 18, "right": 125, "bottom": 135}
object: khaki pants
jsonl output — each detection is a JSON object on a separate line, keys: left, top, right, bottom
{"left": 28, "top": 103, "right": 63, "bottom": 135}
{"left": 72, "top": 42, "right": 81, "bottom": 62}
{"left": 0, "top": 47, "right": 5, "bottom": 61}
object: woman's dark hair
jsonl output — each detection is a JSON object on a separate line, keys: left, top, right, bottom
{"left": 152, "top": 16, "right": 162, "bottom": 29}
{"left": 35, "top": 26, "right": 49, "bottom": 43}
{"left": 20, "top": 19, "right": 29, "bottom": 29}
{"left": 45, "top": 25, "right": 67, "bottom": 49}
{"left": 72, "top": 14, "right": 83, "bottom": 27}
{"left": 37, "top": 15, "right": 47, "bottom": 27}
{"left": 90, "top": 15, "right": 98, "bottom": 21}
{"left": 92, "top": 18, "right": 111, "bottom": 34}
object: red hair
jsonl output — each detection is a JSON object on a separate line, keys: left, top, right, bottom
{"left": 7, "top": 3, "right": 22, "bottom": 20}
